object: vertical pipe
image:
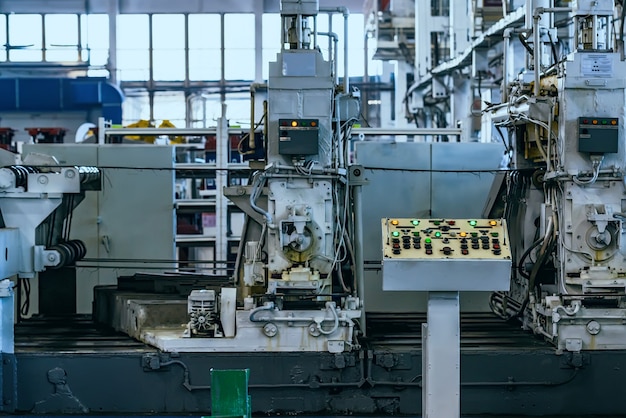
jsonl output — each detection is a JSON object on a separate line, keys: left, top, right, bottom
{"left": 220, "top": 13, "right": 226, "bottom": 103}
{"left": 353, "top": 182, "right": 366, "bottom": 336}
{"left": 533, "top": 12, "right": 540, "bottom": 97}
{"left": 108, "top": 0, "right": 118, "bottom": 84}
{"left": 77, "top": 13, "right": 82, "bottom": 62}
{"left": 343, "top": 8, "right": 349, "bottom": 93}
{"left": 503, "top": 29, "right": 511, "bottom": 102}
{"left": 41, "top": 14, "right": 46, "bottom": 62}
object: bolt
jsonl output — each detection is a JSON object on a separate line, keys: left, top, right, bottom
{"left": 65, "top": 170, "right": 76, "bottom": 179}
{"left": 37, "top": 175, "right": 48, "bottom": 185}
{"left": 47, "top": 254, "right": 56, "bottom": 262}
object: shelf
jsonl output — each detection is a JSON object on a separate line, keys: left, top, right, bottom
{"left": 176, "top": 234, "right": 216, "bottom": 243}
{"left": 175, "top": 199, "right": 216, "bottom": 209}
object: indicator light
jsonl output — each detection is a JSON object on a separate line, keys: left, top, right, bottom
{"left": 413, "top": 231, "right": 420, "bottom": 236}
{"left": 469, "top": 220, "right": 477, "bottom": 226}
{"left": 611, "top": 119, "right": 617, "bottom": 125}
{"left": 291, "top": 120, "right": 298, "bottom": 127}
{"left": 435, "top": 231, "right": 442, "bottom": 238}
{"left": 311, "top": 121, "right": 317, "bottom": 127}
{"left": 460, "top": 232, "right": 467, "bottom": 237}
{"left": 602, "top": 119, "right": 608, "bottom": 125}
{"left": 391, "top": 219, "right": 399, "bottom": 225}
{"left": 301, "top": 121, "right": 307, "bottom": 126}
{"left": 592, "top": 119, "right": 598, "bottom": 125}
{"left": 448, "top": 220, "right": 456, "bottom": 225}
{"left": 434, "top": 221, "right": 440, "bottom": 226}
{"left": 491, "top": 232, "right": 499, "bottom": 237}
{"left": 583, "top": 119, "right": 589, "bottom": 124}
{"left": 489, "top": 220, "right": 497, "bottom": 226}
{"left": 392, "top": 231, "right": 400, "bottom": 237}
{"left": 411, "top": 219, "right": 420, "bottom": 226}
{"left": 425, "top": 238, "right": 432, "bottom": 243}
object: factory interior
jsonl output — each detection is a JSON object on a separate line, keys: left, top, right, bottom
{"left": 2, "top": 0, "right": 626, "bottom": 416}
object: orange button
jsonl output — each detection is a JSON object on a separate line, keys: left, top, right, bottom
{"left": 391, "top": 219, "right": 399, "bottom": 225}
{"left": 460, "top": 232, "right": 467, "bottom": 237}
{"left": 489, "top": 220, "right": 497, "bottom": 226}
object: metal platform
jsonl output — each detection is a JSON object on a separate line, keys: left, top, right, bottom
{"left": 13, "top": 313, "right": 626, "bottom": 416}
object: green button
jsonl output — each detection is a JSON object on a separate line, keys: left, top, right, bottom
{"left": 434, "top": 221, "right": 440, "bottom": 226}
{"left": 491, "top": 232, "right": 499, "bottom": 237}
{"left": 425, "top": 237, "right": 432, "bottom": 243}
{"left": 471, "top": 232, "right": 478, "bottom": 237}
{"left": 435, "top": 231, "right": 442, "bottom": 237}
{"left": 469, "top": 220, "right": 477, "bottom": 226}
{"left": 413, "top": 231, "right": 420, "bottom": 236}
{"left": 392, "top": 231, "right": 400, "bottom": 237}
{"left": 411, "top": 219, "right": 420, "bottom": 226}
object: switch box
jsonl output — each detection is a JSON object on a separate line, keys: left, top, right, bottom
{"left": 578, "top": 117, "right": 619, "bottom": 154}
{"left": 278, "top": 119, "right": 319, "bottom": 155}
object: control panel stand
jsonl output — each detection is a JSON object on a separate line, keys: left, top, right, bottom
{"left": 381, "top": 218, "right": 512, "bottom": 418}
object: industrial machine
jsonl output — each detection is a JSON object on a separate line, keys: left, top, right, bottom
{"left": 92, "top": 0, "right": 362, "bottom": 354}
{"left": 0, "top": 148, "right": 99, "bottom": 348}
{"left": 487, "top": 0, "right": 626, "bottom": 351}
{"left": 9, "top": 0, "right": 626, "bottom": 416}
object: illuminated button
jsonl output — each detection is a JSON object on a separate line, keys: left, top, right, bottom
{"left": 461, "top": 249, "right": 469, "bottom": 255}
{"left": 592, "top": 119, "right": 598, "bottom": 125}
{"left": 434, "top": 231, "right": 442, "bottom": 238}
{"left": 601, "top": 119, "right": 608, "bottom": 125}
{"left": 469, "top": 220, "right": 477, "bottom": 227}
{"left": 489, "top": 220, "right": 497, "bottom": 226}
{"left": 391, "top": 219, "right": 399, "bottom": 226}
{"left": 611, "top": 119, "right": 617, "bottom": 125}
{"left": 311, "top": 121, "right": 317, "bottom": 127}
{"left": 425, "top": 238, "right": 432, "bottom": 244}
{"left": 291, "top": 120, "right": 298, "bottom": 127}
{"left": 491, "top": 232, "right": 499, "bottom": 237}
{"left": 392, "top": 231, "right": 400, "bottom": 237}
{"left": 411, "top": 219, "right": 420, "bottom": 226}
{"left": 460, "top": 232, "right": 467, "bottom": 238}
{"left": 493, "top": 244, "right": 501, "bottom": 250}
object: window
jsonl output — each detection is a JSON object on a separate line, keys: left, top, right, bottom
{"left": 262, "top": 13, "right": 280, "bottom": 80}
{"left": 224, "top": 14, "right": 254, "bottom": 80}
{"left": 117, "top": 14, "right": 150, "bottom": 80}
{"left": 45, "top": 14, "right": 79, "bottom": 62}
{"left": 189, "top": 14, "right": 222, "bottom": 81}
{"left": 431, "top": 0, "right": 450, "bottom": 16}
{"left": 8, "top": 14, "right": 42, "bottom": 61}
{"left": 153, "top": 14, "right": 185, "bottom": 81}
{"left": 81, "top": 14, "right": 109, "bottom": 76}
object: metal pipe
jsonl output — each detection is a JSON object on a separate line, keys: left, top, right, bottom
{"left": 320, "top": 7, "right": 350, "bottom": 92}
{"left": 353, "top": 181, "right": 365, "bottom": 336}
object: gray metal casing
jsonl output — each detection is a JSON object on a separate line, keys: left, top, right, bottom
{"left": 354, "top": 141, "right": 505, "bottom": 312}
{"left": 22, "top": 144, "right": 176, "bottom": 314}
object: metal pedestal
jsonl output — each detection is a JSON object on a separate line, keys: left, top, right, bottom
{"left": 422, "top": 291, "right": 460, "bottom": 418}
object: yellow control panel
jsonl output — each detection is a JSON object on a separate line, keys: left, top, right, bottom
{"left": 382, "top": 218, "right": 511, "bottom": 260}
{"left": 381, "top": 218, "right": 512, "bottom": 291}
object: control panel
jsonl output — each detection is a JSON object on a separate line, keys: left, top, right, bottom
{"left": 278, "top": 118, "right": 319, "bottom": 155}
{"left": 578, "top": 116, "right": 619, "bottom": 154}
{"left": 381, "top": 218, "right": 512, "bottom": 291}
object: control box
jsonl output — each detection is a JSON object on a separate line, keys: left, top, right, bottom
{"left": 381, "top": 218, "right": 512, "bottom": 291}
{"left": 578, "top": 117, "right": 619, "bottom": 154}
{"left": 278, "top": 118, "right": 319, "bottom": 155}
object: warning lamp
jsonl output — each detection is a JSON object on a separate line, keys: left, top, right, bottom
{"left": 612, "top": 120, "right": 618, "bottom": 125}
{"left": 291, "top": 120, "right": 298, "bottom": 127}
{"left": 460, "top": 232, "right": 467, "bottom": 237}
{"left": 469, "top": 220, "right": 477, "bottom": 227}
{"left": 489, "top": 220, "right": 497, "bottom": 226}
{"left": 592, "top": 119, "right": 598, "bottom": 125}
{"left": 311, "top": 121, "right": 317, "bottom": 126}
{"left": 391, "top": 219, "right": 399, "bottom": 226}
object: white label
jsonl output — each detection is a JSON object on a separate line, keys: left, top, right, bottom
{"left": 581, "top": 54, "right": 613, "bottom": 77}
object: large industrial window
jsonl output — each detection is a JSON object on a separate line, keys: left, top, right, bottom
{"left": 153, "top": 14, "right": 185, "bottom": 81}
{"left": 81, "top": 14, "right": 109, "bottom": 76}
{"left": 317, "top": 13, "right": 366, "bottom": 78}
{"left": 117, "top": 14, "right": 150, "bottom": 80}
{"left": 45, "top": 15, "right": 79, "bottom": 62}
{"left": 189, "top": 14, "right": 222, "bottom": 81}
{"left": 8, "top": 14, "right": 42, "bottom": 61}
{"left": 224, "top": 14, "right": 255, "bottom": 81}
{"left": 262, "top": 13, "right": 280, "bottom": 81}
